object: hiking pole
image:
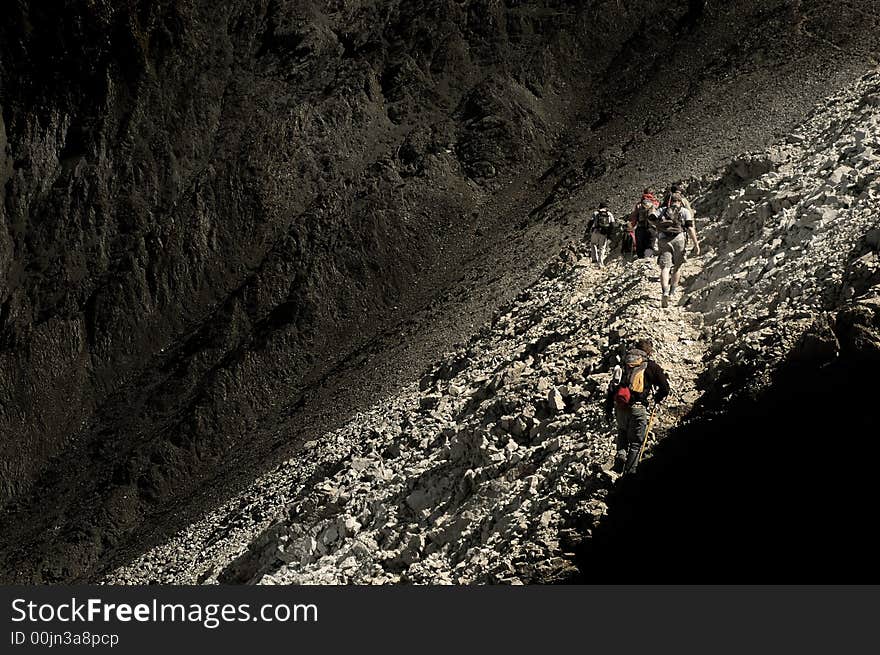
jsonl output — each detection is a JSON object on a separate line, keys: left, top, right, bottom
{"left": 637, "top": 402, "right": 659, "bottom": 463}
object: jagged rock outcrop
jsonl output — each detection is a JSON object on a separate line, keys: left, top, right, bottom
{"left": 684, "top": 73, "right": 880, "bottom": 400}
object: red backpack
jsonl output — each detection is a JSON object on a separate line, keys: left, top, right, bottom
{"left": 614, "top": 349, "right": 648, "bottom": 406}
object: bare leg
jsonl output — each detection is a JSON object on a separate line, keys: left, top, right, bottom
{"left": 660, "top": 265, "right": 671, "bottom": 296}
{"left": 660, "top": 264, "right": 671, "bottom": 307}
{"left": 670, "top": 266, "right": 683, "bottom": 294}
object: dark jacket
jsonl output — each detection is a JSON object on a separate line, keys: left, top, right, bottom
{"left": 605, "top": 359, "right": 670, "bottom": 412}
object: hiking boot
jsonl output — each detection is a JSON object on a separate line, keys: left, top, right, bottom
{"left": 661, "top": 294, "right": 669, "bottom": 308}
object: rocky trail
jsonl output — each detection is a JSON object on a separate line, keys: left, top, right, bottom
{"left": 107, "top": 250, "right": 709, "bottom": 585}
{"left": 108, "top": 69, "right": 880, "bottom": 584}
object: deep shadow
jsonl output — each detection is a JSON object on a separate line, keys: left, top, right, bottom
{"left": 576, "top": 302, "right": 880, "bottom": 582}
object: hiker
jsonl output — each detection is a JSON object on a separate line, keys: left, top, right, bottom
{"left": 585, "top": 201, "right": 615, "bottom": 267}
{"left": 661, "top": 183, "right": 693, "bottom": 212}
{"left": 652, "top": 191, "right": 700, "bottom": 307}
{"left": 604, "top": 339, "right": 670, "bottom": 475}
{"left": 627, "top": 189, "right": 660, "bottom": 259}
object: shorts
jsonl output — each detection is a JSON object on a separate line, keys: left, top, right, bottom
{"left": 590, "top": 230, "right": 610, "bottom": 244}
{"left": 657, "top": 231, "right": 687, "bottom": 269}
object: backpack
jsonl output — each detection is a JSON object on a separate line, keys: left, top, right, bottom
{"left": 635, "top": 200, "right": 655, "bottom": 227}
{"left": 663, "top": 192, "right": 693, "bottom": 213}
{"left": 595, "top": 209, "right": 612, "bottom": 232}
{"left": 654, "top": 206, "right": 686, "bottom": 235}
{"left": 613, "top": 349, "right": 648, "bottom": 406}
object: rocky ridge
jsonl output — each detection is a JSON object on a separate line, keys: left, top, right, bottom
{"left": 108, "top": 69, "right": 880, "bottom": 584}
{"left": 686, "top": 72, "right": 880, "bottom": 399}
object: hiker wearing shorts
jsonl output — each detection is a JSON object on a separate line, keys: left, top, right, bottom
{"left": 653, "top": 192, "right": 700, "bottom": 307}
{"left": 586, "top": 202, "right": 615, "bottom": 267}
{"left": 604, "top": 339, "right": 670, "bottom": 475}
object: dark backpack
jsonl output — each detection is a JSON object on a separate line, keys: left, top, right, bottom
{"left": 595, "top": 209, "right": 612, "bottom": 231}
{"left": 635, "top": 201, "right": 655, "bottom": 227}
{"left": 654, "top": 206, "right": 686, "bottom": 234}
{"left": 613, "top": 349, "right": 648, "bottom": 406}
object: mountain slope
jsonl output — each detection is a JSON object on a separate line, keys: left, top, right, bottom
{"left": 109, "top": 70, "right": 880, "bottom": 583}
{"left": 2, "top": 0, "right": 879, "bottom": 582}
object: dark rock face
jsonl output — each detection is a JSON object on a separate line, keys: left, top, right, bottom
{"left": 0, "top": 1, "right": 878, "bottom": 582}
{"left": 0, "top": 0, "right": 682, "bottom": 583}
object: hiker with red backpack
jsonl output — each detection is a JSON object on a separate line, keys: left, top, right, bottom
{"left": 604, "top": 339, "right": 670, "bottom": 475}
{"left": 627, "top": 189, "right": 660, "bottom": 259}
